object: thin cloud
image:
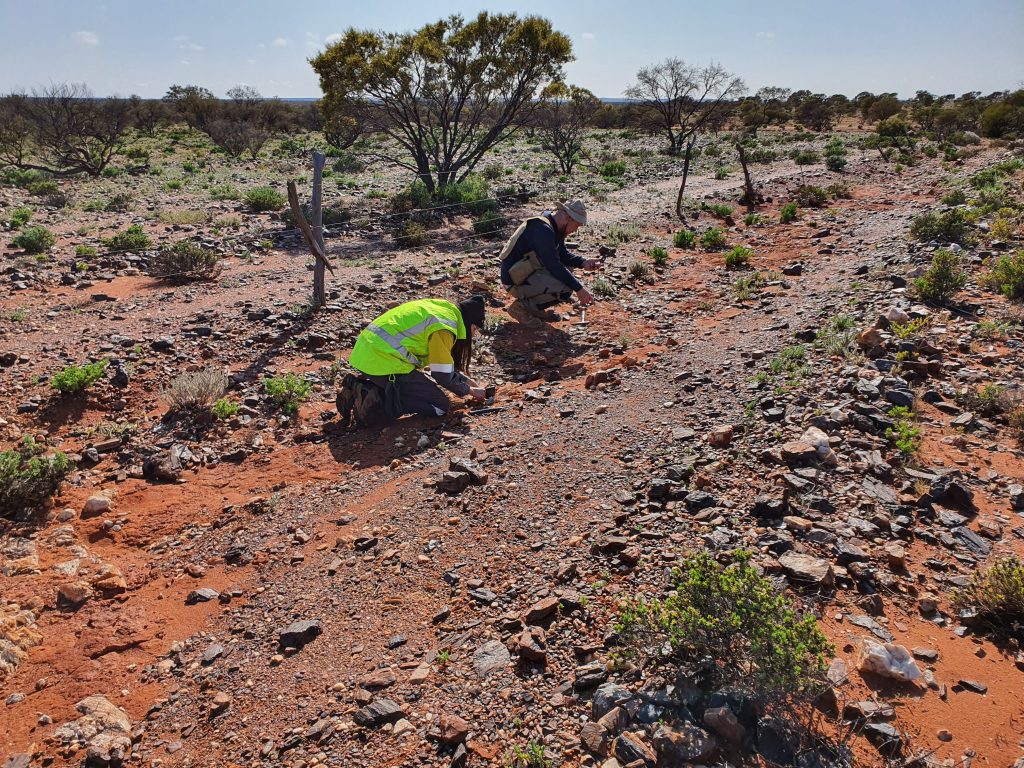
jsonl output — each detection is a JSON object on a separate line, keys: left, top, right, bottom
{"left": 325, "top": 33, "right": 343, "bottom": 45}
{"left": 581, "top": 32, "right": 595, "bottom": 40}
{"left": 173, "top": 34, "right": 204, "bottom": 52}
{"left": 271, "top": 37, "right": 289, "bottom": 48}
{"left": 73, "top": 30, "right": 99, "bottom": 46}
{"left": 756, "top": 31, "right": 776, "bottom": 39}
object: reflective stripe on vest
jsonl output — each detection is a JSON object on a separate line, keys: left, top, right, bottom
{"left": 365, "top": 315, "right": 458, "bottom": 368}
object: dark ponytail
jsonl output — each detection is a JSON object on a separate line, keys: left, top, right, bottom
{"left": 452, "top": 331, "right": 472, "bottom": 375}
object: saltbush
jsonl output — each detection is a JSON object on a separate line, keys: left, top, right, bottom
{"left": 396, "top": 219, "right": 428, "bottom": 248}
{"left": 9, "top": 206, "right": 32, "bottom": 229}
{"left": 953, "top": 556, "right": 1024, "bottom": 637}
{"left": 165, "top": 366, "right": 228, "bottom": 411}
{"left": 103, "top": 225, "right": 150, "bottom": 251}
{"left": 0, "top": 437, "right": 71, "bottom": 518}
{"left": 149, "top": 240, "right": 221, "bottom": 283}
{"left": 472, "top": 209, "right": 505, "bottom": 237}
{"left": 792, "top": 149, "right": 820, "bottom": 165}
{"left": 700, "top": 227, "right": 728, "bottom": 250}
{"left": 910, "top": 209, "right": 973, "bottom": 245}
{"left": 913, "top": 248, "right": 967, "bottom": 303}
{"left": 780, "top": 203, "right": 798, "bottom": 223}
{"left": 724, "top": 245, "right": 752, "bottom": 269}
{"left": 599, "top": 160, "right": 627, "bottom": 179}
{"left": 245, "top": 186, "right": 285, "bottom": 212}
{"left": 264, "top": 373, "right": 311, "bottom": 414}
{"left": 51, "top": 360, "right": 109, "bottom": 395}
{"left": 794, "top": 185, "right": 828, "bottom": 208}
{"left": 615, "top": 551, "right": 833, "bottom": 698}
{"left": 649, "top": 246, "right": 669, "bottom": 266}
{"left": 985, "top": 250, "right": 1024, "bottom": 299}
{"left": 12, "top": 226, "right": 55, "bottom": 254}
{"left": 673, "top": 229, "right": 696, "bottom": 248}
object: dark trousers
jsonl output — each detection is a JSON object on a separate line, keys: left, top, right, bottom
{"left": 366, "top": 370, "right": 450, "bottom": 418}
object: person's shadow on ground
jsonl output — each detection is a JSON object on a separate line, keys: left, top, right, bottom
{"left": 487, "top": 316, "right": 587, "bottom": 383}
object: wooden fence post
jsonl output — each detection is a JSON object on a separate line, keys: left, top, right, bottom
{"left": 311, "top": 151, "right": 327, "bottom": 307}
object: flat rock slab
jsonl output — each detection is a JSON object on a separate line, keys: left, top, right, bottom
{"left": 278, "top": 620, "right": 322, "bottom": 649}
{"left": 353, "top": 698, "right": 404, "bottom": 728}
{"left": 472, "top": 639, "right": 510, "bottom": 678}
{"left": 778, "top": 551, "right": 835, "bottom": 588}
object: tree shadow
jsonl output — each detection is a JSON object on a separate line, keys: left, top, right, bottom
{"left": 230, "top": 307, "right": 321, "bottom": 384}
{"left": 487, "top": 318, "right": 587, "bottom": 383}
{"left": 34, "top": 394, "right": 89, "bottom": 431}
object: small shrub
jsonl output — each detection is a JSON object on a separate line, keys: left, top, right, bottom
{"left": 75, "top": 244, "right": 98, "bottom": 258}
{"left": 649, "top": 246, "right": 669, "bottom": 266}
{"left": 941, "top": 188, "right": 967, "bottom": 206}
{"left": 482, "top": 163, "right": 503, "bottom": 181}
{"left": 157, "top": 209, "right": 210, "bottom": 226}
{"left": 599, "top": 160, "right": 627, "bottom": 179}
{"left": 673, "top": 229, "right": 696, "bottom": 248}
{"left": 51, "top": 360, "right": 109, "bottom": 395}
{"left": 705, "top": 202, "right": 733, "bottom": 218}
{"left": 724, "top": 245, "right": 752, "bottom": 269}
{"left": 953, "top": 556, "right": 1024, "bottom": 637}
{"left": 26, "top": 179, "right": 59, "bottom": 196}
{"left": 885, "top": 406, "right": 921, "bottom": 456}
{"left": 769, "top": 345, "right": 809, "bottom": 377}
{"left": 615, "top": 551, "right": 832, "bottom": 699}
{"left": 743, "top": 213, "right": 768, "bottom": 226}
{"left": 780, "top": 203, "right": 798, "bottom": 223}
{"left": 913, "top": 248, "right": 967, "bottom": 303}
{"left": 1011, "top": 407, "right": 1024, "bottom": 445}
{"left": 437, "top": 175, "right": 495, "bottom": 215}
{"left": 745, "top": 147, "right": 778, "bottom": 163}
{"left": 163, "top": 180, "right": 183, "bottom": 191}
{"left": 149, "top": 240, "right": 221, "bottom": 283}
{"left": 794, "top": 185, "right": 828, "bottom": 208}
{"left": 264, "top": 373, "right": 311, "bottom": 414}
{"left": 396, "top": 219, "right": 428, "bottom": 248}
{"left": 825, "top": 154, "right": 847, "bottom": 172}
{"left": 628, "top": 259, "right": 652, "bottom": 281}
{"left": 165, "top": 367, "right": 228, "bottom": 411}
{"left": 827, "top": 181, "right": 852, "bottom": 199}
{"left": 910, "top": 209, "right": 973, "bottom": 245}
{"left": 985, "top": 250, "right": 1024, "bottom": 299}
{"left": 971, "top": 319, "right": 1013, "bottom": 340}
{"left": 891, "top": 316, "right": 930, "bottom": 339}
{"left": 815, "top": 313, "right": 857, "bottom": 358}
{"left": 591, "top": 278, "right": 617, "bottom": 298}
{"left": 331, "top": 151, "right": 366, "bottom": 173}
{"left": 104, "top": 193, "right": 133, "bottom": 212}
{"left": 956, "top": 384, "right": 1013, "bottom": 418}
{"left": 245, "top": 186, "right": 285, "bottom": 212}
{"left": 700, "top": 227, "right": 727, "bottom": 250}
{"left": 12, "top": 226, "right": 54, "bottom": 254}
{"left": 102, "top": 224, "right": 150, "bottom": 251}
{"left": 0, "top": 437, "right": 72, "bottom": 518}
{"left": 210, "top": 184, "right": 241, "bottom": 201}
{"left": 9, "top": 206, "right": 32, "bottom": 228}
{"left": 472, "top": 209, "right": 505, "bottom": 237}
{"left": 508, "top": 741, "right": 551, "bottom": 768}
{"left": 390, "top": 180, "right": 433, "bottom": 212}
{"left": 604, "top": 222, "right": 640, "bottom": 245}
{"left": 792, "top": 149, "right": 820, "bottom": 165}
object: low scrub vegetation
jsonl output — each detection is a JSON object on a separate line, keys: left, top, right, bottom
{"left": 615, "top": 551, "right": 833, "bottom": 700}
{"left": 794, "top": 184, "right": 828, "bottom": 208}
{"left": 780, "top": 202, "right": 798, "bottom": 223}
{"left": 815, "top": 314, "right": 857, "bottom": 358}
{"left": 885, "top": 406, "right": 921, "bottom": 456}
{"left": 700, "top": 227, "right": 727, "bottom": 250}
{"left": 264, "top": 373, "right": 311, "bottom": 414}
{"left": 603, "top": 222, "right": 640, "bottom": 245}
{"left": 149, "top": 240, "right": 221, "bottom": 283}
{"left": 913, "top": 248, "right": 968, "bottom": 303}
{"left": 953, "top": 556, "right": 1024, "bottom": 638}
{"left": 985, "top": 250, "right": 1024, "bottom": 299}
{"left": 103, "top": 224, "right": 151, "bottom": 251}
{"left": 165, "top": 367, "right": 229, "bottom": 412}
{"left": 51, "top": 360, "right": 109, "bottom": 395}
{"left": 11, "top": 225, "right": 55, "bottom": 253}
{"left": 724, "top": 245, "right": 752, "bottom": 269}
{"left": 245, "top": 186, "right": 285, "bottom": 212}
{"left": 909, "top": 208, "right": 973, "bottom": 245}
{"left": 672, "top": 229, "right": 696, "bottom": 248}
{"left": 1, "top": 437, "right": 72, "bottom": 519}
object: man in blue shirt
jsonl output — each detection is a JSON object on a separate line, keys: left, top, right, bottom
{"left": 499, "top": 199, "right": 598, "bottom": 323}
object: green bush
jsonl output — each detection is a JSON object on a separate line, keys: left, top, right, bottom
{"left": 102, "top": 224, "right": 150, "bottom": 251}
{"left": 245, "top": 186, "right": 285, "bottom": 212}
{"left": 815, "top": 313, "right": 857, "bottom": 358}
{"left": 437, "top": 174, "right": 495, "bottom": 215}
{"left": 210, "top": 184, "right": 241, "bottom": 201}
{"left": 780, "top": 202, "right": 798, "bottom": 223}
{"left": 472, "top": 209, "right": 505, "bottom": 237}
{"left": 212, "top": 397, "right": 239, "bottom": 420}
{"left": 396, "top": 219, "right": 428, "bottom": 248}
{"left": 724, "top": 245, "right": 752, "bottom": 269}
{"left": 826, "top": 182, "right": 852, "bottom": 199}
{"left": 743, "top": 213, "right": 769, "bottom": 226}
{"left": 792, "top": 149, "right": 820, "bottom": 165}
{"left": 824, "top": 154, "right": 847, "bottom": 172}
{"left": 104, "top": 192, "right": 133, "bottom": 212}
{"left": 704, "top": 202, "right": 733, "bottom": 218}
{"left": 482, "top": 162, "right": 503, "bottom": 181}
{"left": 700, "top": 227, "right": 727, "bottom": 250}
{"left": 985, "top": 250, "right": 1024, "bottom": 299}
{"left": 649, "top": 246, "right": 669, "bottom": 266}
{"left": 264, "top": 373, "right": 311, "bottom": 414}
{"left": 604, "top": 222, "right": 640, "bottom": 245}
{"left": 26, "top": 179, "right": 59, "bottom": 196}
{"left": 913, "top": 248, "right": 967, "bottom": 303}
{"left": 508, "top": 741, "right": 551, "bottom": 768}
{"left": 885, "top": 406, "right": 921, "bottom": 456}
{"left": 615, "top": 551, "right": 833, "bottom": 698}
{"left": 953, "top": 556, "right": 1024, "bottom": 637}
{"left": 75, "top": 244, "right": 98, "bottom": 258}
{"left": 745, "top": 147, "right": 778, "bottom": 163}
{"left": 149, "top": 240, "right": 221, "bottom": 283}
{"left": 8, "top": 206, "right": 32, "bottom": 229}
{"left": 628, "top": 259, "right": 652, "bottom": 281}
{"left": 941, "top": 189, "right": 967, "bottom": 206}
{"left": 1, "top": 437, "right": 72, "bottom": 518}
{"left": 910, "top": 209, "right": 973, "bottom": 245}
{"left": 794, "top": 185, "right": 828, "bottom": 208}
{"left": 51, "top": 360, "right": 109, "bottom": 395}
{"left": 163, "top": 180, "right": 183, "bottom": 191}
{"left": 673, "top": 229, "right": 696, "bottom": 248}
{"left": 391, "top": 179, "right": 433, "bottom": 212}
{"left": 12, "top": 226, "right": 55, "bottom": 254}
{"left": 331, "top": 152, "right": 366, "bottom": 173}
{"left": 599, "top": 160, "right": 627, "bottom": 179}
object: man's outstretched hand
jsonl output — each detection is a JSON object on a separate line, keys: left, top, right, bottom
{"left": 576, "top": 287, "right": 595, "bottom": 306}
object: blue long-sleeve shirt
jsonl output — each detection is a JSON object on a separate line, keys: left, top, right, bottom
{"left": 500, "top": 214, "right": 586, "bottom": 292}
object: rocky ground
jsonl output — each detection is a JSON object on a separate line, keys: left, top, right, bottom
{"left": 2, "top": 130, "right": 1024, "bottom": 768}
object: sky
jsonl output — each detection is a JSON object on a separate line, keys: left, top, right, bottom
{"left": 1, "top": 0, "right": 1021, "bottom": 101}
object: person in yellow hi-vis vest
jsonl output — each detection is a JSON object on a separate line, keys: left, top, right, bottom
{"left": 336, "top": 296, "right": 489, "bottom": 427}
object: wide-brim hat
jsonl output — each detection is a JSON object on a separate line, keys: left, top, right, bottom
{"left": 555, "top": 199, "right": 587, "bottom": 226}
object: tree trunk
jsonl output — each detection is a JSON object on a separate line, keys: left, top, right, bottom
{"left": 736, "top": 141, "right": 759, "bottom": 209}
{"left": 675, "top": 137, "right": 697, "bottom": 221}
{"left": 311, "top": 151, "right": 327, "bottom": 309}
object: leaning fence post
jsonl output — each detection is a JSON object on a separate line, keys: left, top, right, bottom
{"left": 311, "top": 151, "right": 327, "bottom": 307}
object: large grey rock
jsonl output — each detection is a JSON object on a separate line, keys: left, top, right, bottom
{"left": 778, "top": 551, "right": 835, "bottom": 588}
{"left": 653, "top": 722, "right": 719, "bottom": 763}
{"left": 471, "top": 639, "right": 510, "bottom": 678}
{"left": 592, "top": 683, "right": 633, "bottom": 719}
{"left": 352, "top": 698, "right": 403, "bottom": 728}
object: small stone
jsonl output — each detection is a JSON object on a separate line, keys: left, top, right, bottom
{"left": 185, "top": 587, "right": 219, "bottom": 605}
{"left": 708, "top": 425, "right": 734, "bottom": 448}
{"left": 778, "top": 551, "right": 835, "bottom": 588}
{"left": 937, "top": 729, "right": 953, "bottom": 742}
{"left": 471, "top": 640, "right": 510, "bottom": 678}
{"left": 278, "top": 619, "right": 322, "bottom": 649}
{"left": 82, "top": 495, "right": 112, "bottom": 516}
{"left": 957, "top": 679, "right": 987, "bottom": 694}
{"left": 353, "top": 698, "right": 404, "bottom": 728}
{"left": 429, "top": 713, "right": 470, "bottom": 743}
